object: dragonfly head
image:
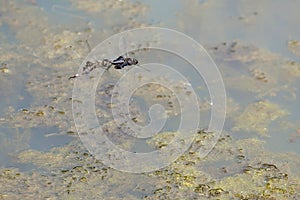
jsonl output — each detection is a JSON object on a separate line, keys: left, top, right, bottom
{"left": 131, "top": 58, "right": 138, "bottom": 65}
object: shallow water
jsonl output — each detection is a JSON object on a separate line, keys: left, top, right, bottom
{"left": 0, "top": 0, "right": 299, "bottom": 199}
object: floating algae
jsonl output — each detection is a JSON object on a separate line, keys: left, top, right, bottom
{"left": 233, "top": 100, "right": 289, "bottom": 136}
{"left": 69, "top": 0, "right": 149, "bottom": 32}
{"left": 13, "top": 140, "right": 159, "bottom": 199}
{"left": 144, "top": 131, "right": 300, "bottom": 199}
{"left": 284, "top": 61, "right": 300, "bottom": 78}
{"left": 214, "top": 162, "right": 299, "bottom": 199}
{"left": 0, "top": 127, "right": 296, "bottom": 199}
{"left": 288, "top": 40, "right": 300, "bottom": 58}
{"left": 209, "top": 41, "right": 300, "bottom": 99}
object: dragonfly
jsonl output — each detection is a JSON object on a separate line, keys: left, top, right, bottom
{"left": 69, "top": 38, "right": 148, "bottom": 79}
{"left": 104, "top": 55, "right": 138, "bottom": 70}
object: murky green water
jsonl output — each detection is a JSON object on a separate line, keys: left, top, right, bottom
{"left": 0, "top": 0, "right": 299, "bottom": 199}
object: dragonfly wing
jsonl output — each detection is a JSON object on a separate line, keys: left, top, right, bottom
{"left": 136, "top": 64, "right": 150, "bottom": 72}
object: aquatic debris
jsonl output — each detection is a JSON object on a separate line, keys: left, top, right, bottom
{"left": 250, "top": 68, "right": 269, "bottom": 83}
{"left": 147, "top": 131, "right": 176, "bottom": 149}
{"left": 0, "top": 63, "right": 10, "bottom": 73}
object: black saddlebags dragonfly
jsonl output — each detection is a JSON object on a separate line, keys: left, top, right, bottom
{"left": 69, "top": 37, "right": 148, "bottom": 79}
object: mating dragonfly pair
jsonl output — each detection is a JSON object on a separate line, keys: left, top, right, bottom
{"left": 69, "top": 55, "right": 142, "bottom": 79}
{"left": 69, "top": 36, "right": 150, "bottom": 79}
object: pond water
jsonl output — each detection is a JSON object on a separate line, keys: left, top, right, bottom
{"left": 0, "top": 0, "right": 299, "bottom": 199}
